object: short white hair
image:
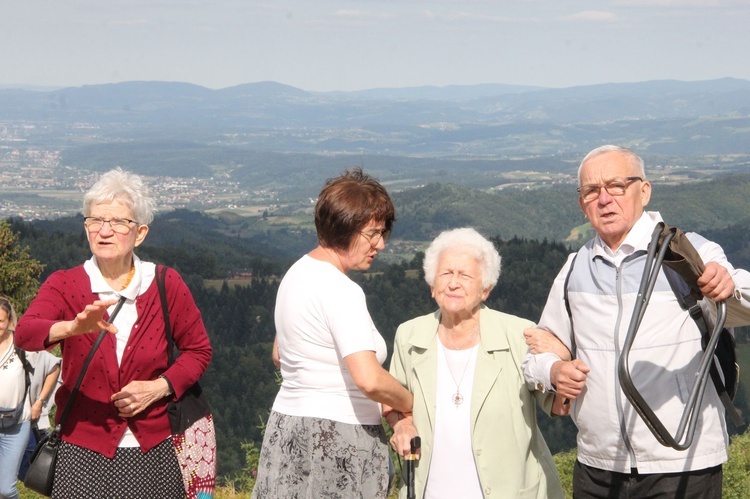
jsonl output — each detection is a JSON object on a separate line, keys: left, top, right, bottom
{"left": 423, "top": 227, "right": 501, "bottom": 290}
{"left": 577, "top": 145, "right": 646, "bottom": 185}
{"left": 83, "top": 168, "right": 156, "bottom": 225}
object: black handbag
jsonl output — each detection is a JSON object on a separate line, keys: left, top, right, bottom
{"left": 24, "top": 430, "right": 60, "bottom": 496}
{"left": 156, "top": 266, "right": 211, "bottom": 434}
{"left": 25, "top": 296, "right": 127, "bottom": 497}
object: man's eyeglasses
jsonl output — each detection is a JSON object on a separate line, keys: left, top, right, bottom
{"left": 578, "top": 177, "right": 643, "bottom": 202}
{"left": 84, "top": 217, "right": 139, "bottom": 234}
{"left": 359, "top": 229, "right": 391, "bottom": 246}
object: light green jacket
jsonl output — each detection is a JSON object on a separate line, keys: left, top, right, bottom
{"left": 389, "top": 306, "right": 564, "bottom": 499}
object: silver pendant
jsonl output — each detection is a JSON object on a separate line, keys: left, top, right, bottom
{"left": 452, "top": 391, "right": 463, "bottom": 406}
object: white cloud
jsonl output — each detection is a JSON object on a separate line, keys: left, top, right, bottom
{"left": 421, "top": 10, "right": 519, "bottom": 22}
{"left": 561, "top": 10, "right": 618, "bottom": 22}
{"left": 333, "top": 10, "right": 397, "bottom": 21}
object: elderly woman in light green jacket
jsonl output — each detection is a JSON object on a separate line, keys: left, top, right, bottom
{"left": 387, "top": 228, "right": 566, "bottom": 499}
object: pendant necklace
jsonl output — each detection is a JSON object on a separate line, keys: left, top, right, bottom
{"left": 440, "top": 325, "right": 479, "bottom": 407}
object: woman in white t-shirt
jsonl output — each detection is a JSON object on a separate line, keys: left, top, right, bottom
{"left": 253, "top": 168, "right": 413, "bottom": 499}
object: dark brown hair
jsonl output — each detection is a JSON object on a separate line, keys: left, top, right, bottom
{"left": 315, "top": 167, "right": 395, "bottom": 251}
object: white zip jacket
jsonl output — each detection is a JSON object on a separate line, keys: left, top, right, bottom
{"left": 523, "top": 211, "right": 750, "bottom": 473}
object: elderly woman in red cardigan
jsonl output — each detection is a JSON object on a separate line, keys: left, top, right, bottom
{"left": 15, "top": 168, "right": 214, "bottom": 498}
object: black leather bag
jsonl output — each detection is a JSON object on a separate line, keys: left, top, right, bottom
{"left": 156, "top": 266, "right": 212, "bottom": 435}
{"left": 24, "top": 296, "right": 127, "bottom": 497}
{"left": 166, "top": 382, "right": 212, "bottom": 434}
{"left": 24, "top": 431, "right": 60, "bottom": 496}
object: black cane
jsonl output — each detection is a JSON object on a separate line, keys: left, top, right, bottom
{"left": 406, "top": 436, "right": 421, "bottom": 499}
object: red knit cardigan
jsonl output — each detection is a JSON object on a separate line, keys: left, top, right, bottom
{"left": 15, "top": 265, "right": 212, "bottom": 458}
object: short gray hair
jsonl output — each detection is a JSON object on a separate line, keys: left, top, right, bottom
{"left": 82, "top": 168, "right": 156, "bottom": 225}
{"left": 577, "top": 145, "right": 646, "bottom": 185}
{"left": 423, "top": 227, "right": 501, "bottom": 290}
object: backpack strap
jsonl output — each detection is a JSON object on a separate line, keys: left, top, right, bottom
{"left": 662, "top": 266, "right": 744, "bottom": 428}
{"left": 15, "top": 346, "right": 32, "bottom": 404}
{"left": 562, "top": 253, "right": 578, "bottom": 358}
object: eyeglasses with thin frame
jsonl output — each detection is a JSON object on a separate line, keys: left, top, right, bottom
{"left": 577, "top": 176, "right": 643, "bottom": 202}
{"left": 83, "top": 217, "right": 139, "bottom": 234}
{"left": 359, "top": 229, "right": 391, "bottom": 246}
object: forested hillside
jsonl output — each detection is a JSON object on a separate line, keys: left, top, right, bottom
{"left": 12, "top": 215, "right": 577, "bottom": 476}
{"left": 392, "top": 172, "right": 750, "bottom": 247}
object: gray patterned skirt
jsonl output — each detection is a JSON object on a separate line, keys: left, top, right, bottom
{"left": 252, "top": 411, "right": 389, "bottom": 499}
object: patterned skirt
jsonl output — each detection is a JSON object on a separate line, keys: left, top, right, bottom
{"left": 52, "top": 437, "right": 184, "bottom": 498}
{"left": 252, "top": 411, "right": 389, "bottom": 499}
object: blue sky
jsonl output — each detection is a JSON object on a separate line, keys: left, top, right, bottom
{"left": 4, "top": 0, "right": 749, "bottom": 91}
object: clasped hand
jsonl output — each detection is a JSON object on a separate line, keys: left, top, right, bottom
{"left": 698, "top": 262, "right": 735, "bottom": 302}
{"left": 112, "top": 379, "right": 171, "bottom": 418}
{"left": 389, "top": 416, "right": 420, "bottom": 459}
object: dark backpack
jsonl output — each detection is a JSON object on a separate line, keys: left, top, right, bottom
{"left": 563, "top": 254, "right": 744, "bottom": 429}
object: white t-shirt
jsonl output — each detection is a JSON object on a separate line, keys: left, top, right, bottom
{"left": 272, "top": 255, "right": 387, "bottom": 425}
{"left": 425, "top": 342, "right": 482, "bottom": 499}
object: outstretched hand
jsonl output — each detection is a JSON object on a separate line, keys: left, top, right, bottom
{"left": 73, "top": 299, "right": 121, "bottom": 335}
{"left": 49, "top": 298, "right": 120, "bottom": 342}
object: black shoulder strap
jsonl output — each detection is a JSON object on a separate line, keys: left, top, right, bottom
{"left": 56, "top": 296, "right": 127, "bottom": 433}
{"left": 15, "top": 347, "right": 32, "bottom": 401}
{"left": 663, "top": 267, "right": 709, "bottom": 333}
{"left": 563, "top": 253, "right": 578, "bottom": 358}
{"left": 155, "top": 265, "right": 176, "bottom": 367}
{"left": 663, "top": 267, "right": 744, "bottom": 428}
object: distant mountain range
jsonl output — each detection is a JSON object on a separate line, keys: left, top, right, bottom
{"left": 3, "top": 78, "right": 749, "bottom": 121}
{"left": 2, "top": 78, "right": 750, "bottom": 210}
{"left": 2, "top": 78, "right": 750, "bottom": 158}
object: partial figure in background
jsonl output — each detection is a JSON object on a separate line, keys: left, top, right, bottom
{"left": 253, "top": 168, "right": 413, "bottom": 499}
{"left": 0, "top": 297, "right": 60, "bottom": 499}
{"left": 387, "top": 228, "right": 565, "bottom": 499}
{"left": 18, "top": 368, "right": 61, "bottom": 483}
{"left": 523, "top": 145, "right": 750, "bottom": 499}
{"left": 15, "top": 168, "right": 214, "bottom": 498}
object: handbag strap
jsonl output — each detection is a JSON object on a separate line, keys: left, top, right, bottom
{"left": 56, "top": 295, "right": 127, "bottom": 432}
{"left": 155, "top": 265, "right": 176, "bottom": 367}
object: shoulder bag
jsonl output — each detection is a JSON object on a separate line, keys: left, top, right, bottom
{"left": 156, "top": 265, "right": 216, "bottom": 498}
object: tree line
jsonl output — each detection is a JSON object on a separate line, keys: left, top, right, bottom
{"left": 4, "top": 213, "right": 750, "bottom": 480}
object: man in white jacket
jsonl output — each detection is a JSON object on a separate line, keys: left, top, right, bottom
{"left": 523, "top": 145, "right": 750, "bottom": 498}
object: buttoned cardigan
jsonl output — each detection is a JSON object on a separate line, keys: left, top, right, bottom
{"left": 15, "top": 265, "right": 212, "bottom": 458}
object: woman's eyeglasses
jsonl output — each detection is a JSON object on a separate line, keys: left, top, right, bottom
{"left": 359, "top": 229, "right": 391, "bottom": 246}
{"left": 83, "top": 217, "right": 139, "bottom": 234}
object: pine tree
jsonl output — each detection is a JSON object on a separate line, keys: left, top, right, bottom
{"left": 0, "top": 220, "right": 44, "bottom": 312}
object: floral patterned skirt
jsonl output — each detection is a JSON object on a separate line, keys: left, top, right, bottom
{"left": 173, "top": 414, "right": 217, "bottom": 499}
{"left": 252, "top": 411, "right": 389, "bottom": 499}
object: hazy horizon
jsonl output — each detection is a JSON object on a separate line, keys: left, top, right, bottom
{"left": 4, "top": 1, "right": 749, "bottom": 93}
